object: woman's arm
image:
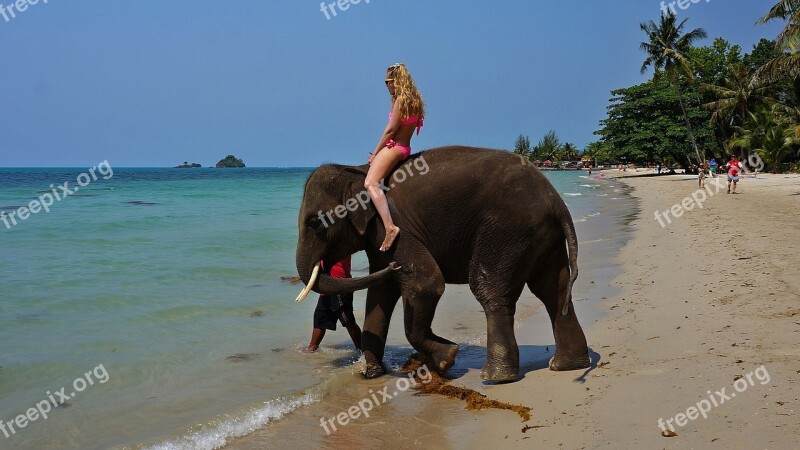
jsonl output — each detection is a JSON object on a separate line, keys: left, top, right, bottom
{"left": 371, "top": 99, "right": 402, "bottom": 156}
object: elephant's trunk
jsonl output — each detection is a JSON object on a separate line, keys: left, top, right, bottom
{"left": 295, "top": 261, "right": 401, "bottom": 302}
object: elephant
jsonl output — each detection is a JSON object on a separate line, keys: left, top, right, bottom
{"left": 295, "top": 146, "right": 590, "bottom": 382}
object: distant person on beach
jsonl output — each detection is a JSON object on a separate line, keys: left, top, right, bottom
{"left": 656, "top": 163, "right": 661, "bottom": 174}
{"left": 304, "top": 256, "right": 362, "bottom": 353}
{"left": 709, "top": 158, "right": 718, "bottom": 178}
{"left": 698, "top": 162, "right": 706, "bottom": 189}
{"left": 365, "top": 63, "right": 426, "bottom": 251}
{"left": 727, "top": 156, "right": 741, "bottom": 194}
{"left": 588, "top": 167, "right": 592, "bottom": 176}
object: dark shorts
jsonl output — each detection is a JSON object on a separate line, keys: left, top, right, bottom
{"left": 313, "top": 293, "right": 355, "bottom": 331}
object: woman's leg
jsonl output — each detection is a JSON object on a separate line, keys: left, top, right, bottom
{"left": 365, "top": 147, "right": 404, "bottom": 251}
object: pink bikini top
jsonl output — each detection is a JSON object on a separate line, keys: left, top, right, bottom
{"left": 389, "top": 112, "right": 424, "bottom": 135}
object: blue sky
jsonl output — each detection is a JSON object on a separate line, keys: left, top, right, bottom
{"left": 0, "top": 0, "right": 782, "bottom": 167}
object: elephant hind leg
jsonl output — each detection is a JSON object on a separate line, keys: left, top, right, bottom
{"left": 469, "top": 246, "right": 531, "bottom": 382}
{"left": 528, "top": 253, "right": 590, "bottom": 371}
{"left": 470, "top": 280, "right": 526, "bottom": 382}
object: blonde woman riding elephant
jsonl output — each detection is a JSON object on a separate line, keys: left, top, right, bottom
{"left": 295, "top": 146, "right": 590, "bottom": 382}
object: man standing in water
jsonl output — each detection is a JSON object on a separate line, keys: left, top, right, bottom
{"left": 304, "top": 256, "right": 362, "bottom": 352}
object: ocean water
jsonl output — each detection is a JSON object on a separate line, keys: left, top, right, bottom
{"left": 0, "top": 166, "right": 626, "bottom": 449}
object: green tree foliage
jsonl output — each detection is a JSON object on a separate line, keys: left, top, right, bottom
{"left": 688, "top": 37, "right": 743, "bottom": 85}
{"left": 560, "top": 143, "right": 580, "bottom": 161}
{"left": 596, "top": 78, "right": 715, "bottom": 167}
{"left": 532, "top": 131, "right": 561, "bottom": 161}
{"left": 701, "top": 64, "right": 778, "bottom": 131}
{"left": 744, "top": 38, "right": 782, "bottom": 71}
{"left": 753, "top": 0, "right": 800, "bottom": 85}
{"left": 216, "top": 155, "right": 246, "bottom": 168}
{"left": 513, "top": 134, "right": 532, "bottom": 158}
{"left": 583, "top": 141, "right": 615, "bottom": 163}
{"left": 513, "top": 131, "right": 581, "bottom": 162}
{"left": 743, "top": 38, "right": 797, "bottom": 106}
{"left": 730, "top": 106, "right": 797, "bottom": 172}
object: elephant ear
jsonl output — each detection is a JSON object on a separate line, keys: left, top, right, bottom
{"left": 342, "top": 167, "right": 376, "bottom": 236}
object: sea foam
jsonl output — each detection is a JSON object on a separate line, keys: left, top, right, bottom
{"left": 145, "top": 391, "right": 321, "bottom": 450}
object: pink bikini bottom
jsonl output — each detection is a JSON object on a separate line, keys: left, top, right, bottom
{"left": 386, "top": 140, "right": 411, "bottom": 159}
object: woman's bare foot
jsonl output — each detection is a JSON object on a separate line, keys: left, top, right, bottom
{"left": 380, "top": 226, "right": 400, "bottom": 251}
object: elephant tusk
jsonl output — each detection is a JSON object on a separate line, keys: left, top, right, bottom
{"left": 295, "top": 263, "right": 321, "bottom": 303}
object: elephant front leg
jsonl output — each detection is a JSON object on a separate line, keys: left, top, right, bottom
{"left": 402, "top": 282, "right": 459, "bottom": 375}
{"left": 361, "top": 282, "right": 401, "bottom": 379}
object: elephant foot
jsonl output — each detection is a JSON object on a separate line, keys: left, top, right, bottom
{"left": 480, "top": 362, "right": 519, "bottom": 382}
{"left": 548, "top": 352, "right": 591, "bottom": 371}
{"left": 363, "top": 363, "right": 386, "bottom": 379}
{"left": 362, "top": 351, "right": 387, "bottom": 379}
{"left": 429, "top": 343, "right": 459, "bottom": 374}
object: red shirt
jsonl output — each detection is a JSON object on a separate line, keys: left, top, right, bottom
{"left": 728, "top": 160, "right": 740, "bottom": 175}
{"left": 326, "top": 256, "right": 351, "bottom": 279}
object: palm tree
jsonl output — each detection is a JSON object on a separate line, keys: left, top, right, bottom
{"left": 753, "top": 1, "right": 800, "bottom": 84}
{"left": 640, "top": 13, "right": 708, "bottom": 165}
{"left": 561, "top": 143, "right": 580, "bottom": 161}
{"left": 758, "top": 126, "right": 796, "bottom": 172}
{"left": 701, "top": 64, "right": 777, "bottom": 129}
{"left": 730, "top": 107, "right": 796, "bottom": 172}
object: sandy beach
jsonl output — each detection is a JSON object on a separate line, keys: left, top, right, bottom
{"left": 462, "top": 171, "right": 800, "bottom": 448}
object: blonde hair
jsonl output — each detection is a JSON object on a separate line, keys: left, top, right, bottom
{"left": 386, "top": 63, "right": 425, "bottom": 121}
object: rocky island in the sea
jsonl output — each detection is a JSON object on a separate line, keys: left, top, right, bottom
{"left": 174, "top": 161, "right": 202, "bottom": 168}
{"left": 216, "top": 155, "right": 246, "bottom": 168}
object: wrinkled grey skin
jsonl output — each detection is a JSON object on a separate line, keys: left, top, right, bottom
{"left": 296, "top": 146, "right": 590, "bottom": 382}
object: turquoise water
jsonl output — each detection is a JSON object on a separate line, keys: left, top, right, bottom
{"left": 0, "top": 166, "right": 615, "bottom": 449}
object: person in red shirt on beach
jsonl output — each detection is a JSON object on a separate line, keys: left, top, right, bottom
{"left": 727, "top": 156, "right": 741, "bottom": 194}
{"left": 303, "top": 256, "right": 362, "bottom": 352}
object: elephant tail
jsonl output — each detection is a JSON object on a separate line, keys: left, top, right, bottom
{"left": 558, "top": 203, "right": 579, "bottom": 316}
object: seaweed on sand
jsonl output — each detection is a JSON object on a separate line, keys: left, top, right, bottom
{"left": 402, "top": 354, "right": 531, "bottom": 422}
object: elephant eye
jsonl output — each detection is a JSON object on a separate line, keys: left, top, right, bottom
{"left": 306, "top": 216, "right": 327, "bottom": 234}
